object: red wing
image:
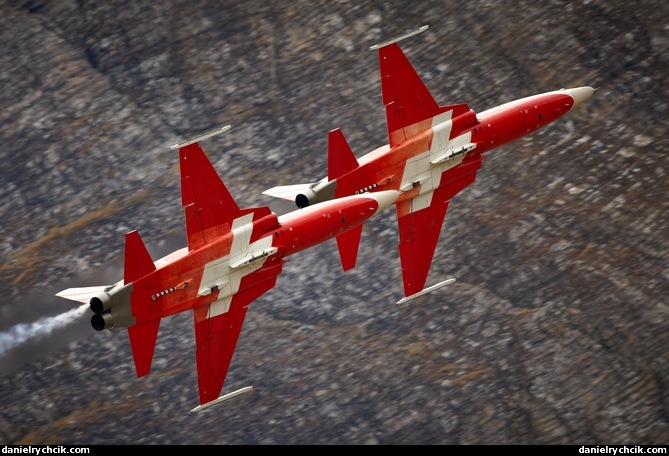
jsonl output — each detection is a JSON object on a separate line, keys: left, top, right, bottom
{"left": 396, "top": 193, "right": 449, "bottom": 298}
{"left": 396, "top": 158, "right": 482, "bottom": 298}
{"left": 179, "top": 142, "right": 240, "bottom": 251}
{"left": 378, "top": 43, "right": 469, "bottom": 148}
{"left": 192, "top": 263, "right": 282, "bottom": 406}
{"left": 179, "top": 142, "right": 272, "bottom": 251}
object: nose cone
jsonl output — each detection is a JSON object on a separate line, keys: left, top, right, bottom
{"left": 368, "top": 190, "right": 400, "bottom": 212}
{"left": 564, "top": 86, "right": 595, "bottom": 109}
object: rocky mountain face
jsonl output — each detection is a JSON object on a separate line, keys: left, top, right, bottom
{"left": 1, "top": 0, "right": 668, "bottom": 445}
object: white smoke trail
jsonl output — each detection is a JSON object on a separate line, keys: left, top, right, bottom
{"left": 0, "top": 303, "right": 89, "bottom": 356}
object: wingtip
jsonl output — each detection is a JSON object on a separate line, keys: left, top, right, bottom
{"left": 190, "top": 386, "right": 255, "bottom": 414}
{"left": 369, "top": 24, "right": 429, "bottom": 51}
{"left": 169, "top": 125, "right": 232, "bottom": 150}
{"left": 396, "top": 277, "right": 457, "bottom": 305}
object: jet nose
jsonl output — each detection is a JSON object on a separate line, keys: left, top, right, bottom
{"left": 368, "top": 190, "right": 400, "bottom": 212}
{"left": 564, "top": 86, "right": 595, "bottom": 109}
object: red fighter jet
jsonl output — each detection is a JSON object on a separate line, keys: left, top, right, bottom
{"left": 264, "top": 25, "right": 595, "bottom": 304}
{"left": 56, "top": 125, "right": 398, "bottom": 412}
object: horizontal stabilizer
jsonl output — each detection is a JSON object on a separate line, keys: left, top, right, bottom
{"left": 124, "top": 231, "right": 156, "bottom": 285}
{"left": 328, "top": 129, "right": 359, "bottom": 181}
{"left": 127, "top": 319, "right": 161, "bottom": 377}
{"left": 335, "top": 224, "right": 363, "bottom": 271}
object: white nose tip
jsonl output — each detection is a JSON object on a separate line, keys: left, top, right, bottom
{"left": 564, "top": 86, "right": 595, "bottom": 109}
{"left": 368, "top": 190, "right": 400, "bottom": 212}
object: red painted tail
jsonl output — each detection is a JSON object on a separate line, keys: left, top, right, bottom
{"left": 123, "top": 230, "right": 160, "bottom": 378}
{"left": 124, "top": 230, "right": 156, "bottom": 285}
{"left": 335, "top": 224, "right": 363, "bottom": 271}
{"left": 328, "top": 128, "right": 359, "bottom": 181}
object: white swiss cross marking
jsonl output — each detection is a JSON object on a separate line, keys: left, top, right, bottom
{"left": 398, "top": 110, "right": 473, "bottom": 214}
{"left": 198, "top": 213, "right": 275, "bottom": 319}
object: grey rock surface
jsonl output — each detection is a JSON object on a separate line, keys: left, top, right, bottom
{"left": 0, "top": 0, "right": 667, "bottom": 445}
